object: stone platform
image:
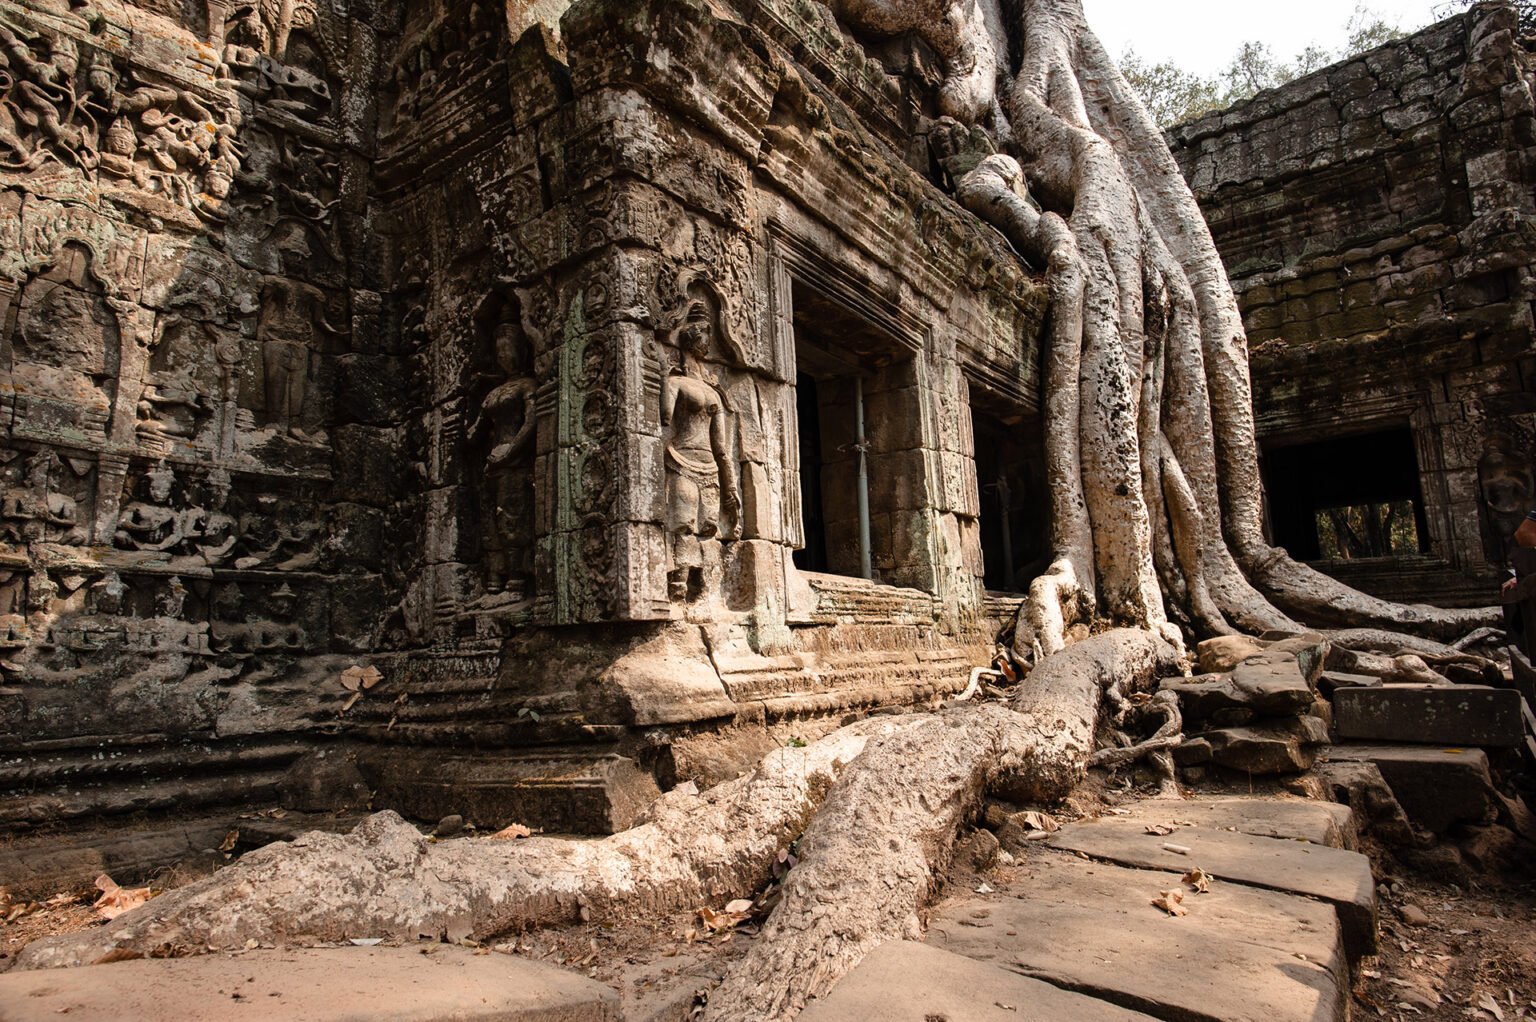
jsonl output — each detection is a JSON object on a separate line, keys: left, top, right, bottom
{"left": 812, "top": 796, "right": 1375, "bottom": 1022}
{"left": 0, "top": 946, "right": 619, "bottom": 1022}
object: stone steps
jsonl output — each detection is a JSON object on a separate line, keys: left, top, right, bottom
{"left": 816, "top": 796, "right": 1375, "bottom": 1022}
{"left": 1332, "top": 684, "right": 1524, "bottom": 747}
{"left": 1321, "top": 743, "right": 1495, "bottom": 833}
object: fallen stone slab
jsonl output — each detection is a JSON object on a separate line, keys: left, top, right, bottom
{"left": 0, "top": 945, "right": 620, "bottom": 1022}
{"left": 801, "top": 940, "right": 1160, "bottom": 1022}
{"left": 1229, "top": 658, "right": 1315, "bottom": 715}
{"left": 928, "top": 851, "right": 1347, "bottom": 1022}
{"left": 1318, "top": 670, "right": 1382, "bottom": 696}
{"left": 1010, "top": 847, "right": 1348, "bottom": 970}
{"left": 1160, "top": 674, "right": 1248, "bottom": 721}
{"left": 1333, "top": 685, "right": 1523, "bottom": 748}
{"left": 1046, "top": 815, "right": 1377, "bottom": 957}
{"left": 1201, "top": 718, "right": 1326, "bottom": 775}
{"left": 1323, "top": 744, "right": 1494, "bottom": 833}
{"left": 1103, "top": 796, "right": 1356, "bottom": 849}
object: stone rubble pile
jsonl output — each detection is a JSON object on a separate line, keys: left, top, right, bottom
{"left": 1162, "top": 633, "right": 1333, "bottom": 778}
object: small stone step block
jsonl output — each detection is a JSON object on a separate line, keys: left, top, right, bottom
{"left": 1333, "top": 684, "right": 1523, "bottom": 748}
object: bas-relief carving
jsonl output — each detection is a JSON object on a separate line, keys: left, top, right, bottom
{"left": 0, "top": 450, "right": 88, "bottom": 546}
{"left": 0, "top": 17, "right": 240, "bottom": 214}
{"left": 252, "top": 276, "right": 336, "bottom": 441}
{"left": 660, "top": 277, "right": 742, "bottom": 604}
{"left": 468, "top": 296, "right": 536, "bottom": 601}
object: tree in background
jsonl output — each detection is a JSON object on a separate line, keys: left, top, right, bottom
{"left": 1123, "top": 3, "right": 1406, "bottom": 127}
{"left": 1437, "top": 0, "right": 1535, "bottom": 32}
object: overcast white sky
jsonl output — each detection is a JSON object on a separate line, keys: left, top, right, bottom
{"left": 1082, "top": 1, "right": 1454, "bottom": 77}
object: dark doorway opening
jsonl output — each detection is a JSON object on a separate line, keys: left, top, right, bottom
{"left": 1262, "top": 426, "right": 1430, "bottom": 561}
{"left": 794, "top": 371, "right": 830, "bottom": 573}
{"left": 790, "top": 280, "right": 928, "bottom": 587}
{"left": 970, "top": 401, "right": 1050, "bottom": 591}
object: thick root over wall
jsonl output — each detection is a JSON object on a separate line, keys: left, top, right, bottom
{"left": 16, "top": 631, "right": 1176, "bottom": 1020}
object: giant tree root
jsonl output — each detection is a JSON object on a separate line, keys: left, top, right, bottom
{"left": 17, "top": 630, "right": 1176, "bottom": 1022}
{"left": 14, "top": 720, "right": 903, "bottom": 970}
{"left": 702, "top": 629, "right": 1176, "bottom": 1020}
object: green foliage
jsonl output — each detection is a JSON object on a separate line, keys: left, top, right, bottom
{"left": 1434, "top": 0, "right": 1536, "bottom": 33}
{"left": 1121, "top": 3, "right": 1408, "bottom": 128}
{"left": 1117, "top": 49, "right": 1224, "bottom": 127}
{"left": 1314, "top": 501, "right": 1422, "bottom": 560}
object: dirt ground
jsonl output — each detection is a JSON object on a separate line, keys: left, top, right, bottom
{"left": 1356, "top": 868, "right": 1536, "bottom": 1021}
{"left": 3, "top": 782, "right": 1533, "bottom": 1022}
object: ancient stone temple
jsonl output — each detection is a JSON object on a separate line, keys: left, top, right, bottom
{"left": 1171, "top": 4, "right": 1536, "bottom": 607}
{"left": 1, "top": 0, "right": 1052, "bottom": 865}
{"left": 4, "top": 0, "right": 1529, "bottom": 881}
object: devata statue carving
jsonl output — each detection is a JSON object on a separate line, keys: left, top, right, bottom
{"left": 470, "top": 308, "right": 536, "bottom": 598}
{"left": 661, "top": 281, "right": 741, "bottom": 603}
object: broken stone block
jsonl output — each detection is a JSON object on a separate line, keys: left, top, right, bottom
{"left": 1203, "top": 724, "right": 1317, "bottom": 774}
{"left": 1173, "top": 736, "right": 1213, "bottom": 766}
{"left": 1159, "top": 674, "right": 1246, "bottom": 720}
{"left": 954, "top": 827, "right": 1000, "bottom": 872}
{"left": 1318, "top": 670, "right": 1382, "bottom": 696}
{"left": 1324, "top": 745, "right": 1494, "bottom": 834}
{"left": 1261, "top": 634, "right": 1330, "bottom": 686}
{"left": 1314, "top": 760, "right": 1418, "bottom": 846}
{"left": 1195, "top": 634, "right": 1264, "bottom": 673}
{"left": 1291, "top": 714, "right": 1330, "bottom": 745}
{"left": 1230, "top": 658, "right": 1316, "bottom": 715}
{"left": 1333, "top": 685, "right": 1523, "bottom": 748}
{"left": 279, "top": 750, "right": 373, "bottom": 813}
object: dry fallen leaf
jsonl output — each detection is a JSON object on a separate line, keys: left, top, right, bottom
{"left": 92, "top": 949, "right": 145, "bottom": 965}
{"left": 1480, "top": 994, "right": 1507, "bottom": 1021}
{"left": 1182, "top": 868, "right": 1212, "bottom": 894}
{"left": 1144, "top": 823, "right": 1175, "bottom": 836}
{"left": 1019, "top": 811, "right": 1058, "bottom": 833}
{"left": 218, "top": 829, "right": 239, "bottom": 853}
{"left": 698, "top": 899, "right": 755, "bottom": 933}
{"left": 1151, "top": 889, "right": 1188, "bottom": 917}
{"left": 339, "top": 665, "right": 382, "bottom": 692}
{"left": 489, "top": 823, "right": 533, "bottom": 840}
{"left": 92, "top": 874, "right": 152, "bottom": 921}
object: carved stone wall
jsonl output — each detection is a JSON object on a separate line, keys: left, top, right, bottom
{"left": 1, "top": 0, "right": 1048, "bottom": 860}
{"left": 0, "top": 0, "right": 386, "bottom": 842}
{"left": 1171, "top": 5, "right": 1536, "bottom": 605}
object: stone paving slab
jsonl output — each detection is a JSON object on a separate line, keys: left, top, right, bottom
{"left": 1004, "top": 849, "right": 1348, "bottom": 973}
{"left": 799, "top": 940, "right": 1161, "bottom": 1022}
{"left": 1092, "top": 796, "right": 1356, "bottom": 848}
{"left": 0, "top": 946, "right": 620, "bottom": 1022}
{"left": 1333, "top": 685, "right": 1524, "bottom": 747}
{"left": 927, "top": 851, "right": 1347, "bottom": 1022}
{"left": 1046, "top": 815, "right": 1377, "bottom": 957}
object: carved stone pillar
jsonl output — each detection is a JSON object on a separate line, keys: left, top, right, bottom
{"left": 92, "top": 454, "right": 129, "bottom": 546}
